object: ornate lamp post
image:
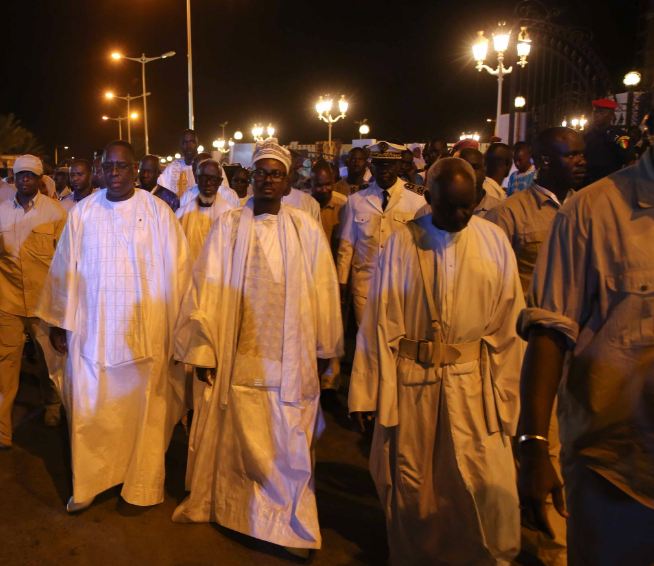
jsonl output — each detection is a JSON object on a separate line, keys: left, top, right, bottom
{"left": 315, "top": 95, "right": 348, "bottom": 145}
{"left": 472, "top": 23, "right": 531, "bottom": 136}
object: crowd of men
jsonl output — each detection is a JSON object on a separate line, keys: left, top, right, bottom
{"left": 0, "top": 95, "right": 652, "bottom": 566}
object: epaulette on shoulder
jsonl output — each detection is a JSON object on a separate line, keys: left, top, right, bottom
{"left": 404, "top": 182, "right": 425, "bottom": 195}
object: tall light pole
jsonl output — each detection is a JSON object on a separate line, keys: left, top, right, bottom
{"left": 54, "top": 145, "right": 69, "bottom": 165}
{"left": 110, "top": 50, "right": 176, "bottom": 154}
{"left": 623, "top": 70, "right": 642, "bottom": 127}
{"left": 102, "top": 114, "right": 139, "bottom": 140}
{"left": 186, "top": 0, "right": 194, "bottom": 129}
{"left": 472, "top": 23, "right": 531, "bottom": 137}
{"left": 315, "top": 95, "right": 349, "bottom": 145}
{"left": 104, "top": 91, "right": 150, "bottom": 144}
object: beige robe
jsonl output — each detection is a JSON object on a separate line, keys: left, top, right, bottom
{"left": 350, "top": 214, "right": 524, "bottom": 565}
{"left": 172, "top": 203, "right": 343, "bottom": 549}
{"left": 36, "top": 189, "right": 191, "bottom": 505}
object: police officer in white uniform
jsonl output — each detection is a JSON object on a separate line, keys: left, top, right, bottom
{"left": 336, "top": 141, "right": 426, "bottom": 324}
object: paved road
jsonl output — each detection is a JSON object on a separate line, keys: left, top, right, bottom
{"left": 0, "top": 362, "right": 387, "bottom": 566}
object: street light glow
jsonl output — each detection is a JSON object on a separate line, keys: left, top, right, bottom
{"left": 338, "top": 95, "right": 349, "bottom": 114}
{"left": 517, "top": 27, "right": 531, "bottom": 59}
{"left": 212, "top": 139, "right": 219, "bottom": 148}
{"left": 167, "top": 156, "right": 173, "bottom": 162}
{"left": 110, "top": 52, "right": 122, "bottom": 60}
{"left": 198, "top": 145, "right": 204, "bottom": 152}
{"left": 514, "top": 96, "right": 526, "bottom": 108}
{"left": 161, "top": 51, "right": 176, "bottom": 59}
{"left": 472, "top": 31, "right": 488, "bottom": 63}
{"left": 102, "top": 115, "right": 109, "bottom": 121}
{"left": 130, "top": 112, "right": 139, "bottom": 120}
{"left": 359, "top": 123, "right": 370, "bottom": 136}
{"left": 623, "top": 71, "right": 642, "bottom": 87}
{"left": 160, "top": 158, "right": 166, "bottom": 164}
{"left": 174, "top": 153, "right": 181, "bottom": 159}
{"left": 105, "top": 91, "right": 114, "bottom": 100}
{"left": 492, "top": 23, "right": 511, "bottom": 53}
{"left": 234, "top": 131, "right": 243, "bottom": 140}
{"left": 266, "top": 124, "right": 276, "bottom": 138}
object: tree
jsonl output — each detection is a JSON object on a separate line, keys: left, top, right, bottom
{"left": 0, "top": 114, "right": 44, "bottom": 155}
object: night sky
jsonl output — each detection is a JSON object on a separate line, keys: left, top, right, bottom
{"left": 1, "top": 0, "right": 641, "bottom": 160}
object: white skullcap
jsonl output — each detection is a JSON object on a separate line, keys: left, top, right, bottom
{"left": 13, "top": 154, "right": 43, "bottom": 176}
{"left": 251, "top": 138, "right": 292, "bottom": 173}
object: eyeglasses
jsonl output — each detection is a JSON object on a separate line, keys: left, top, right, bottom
{"left": 101, "top": 161, "right": 133, "bottom": 173}
{"left": 198, "top": 174, "right": 222, "bottom": 185}
{"left": 252, "top": 168, "right": 287, "bottom": 181}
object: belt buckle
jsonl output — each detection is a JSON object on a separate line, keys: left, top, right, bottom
{"left": 417, "top": 340, "right": 434, "bottom": 365}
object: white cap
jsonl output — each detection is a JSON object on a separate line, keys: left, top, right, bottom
{"left": 13, "top": 154, "right": 43, "bottom": 176}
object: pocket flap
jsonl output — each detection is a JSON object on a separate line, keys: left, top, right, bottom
{"left": 354, "top": 214, "right": 370, "bottom": 223}
{"left": 606, "top": 270, "right": 654, "bottom": 294}
{"left": 393, "top": 213, "right": 411, "bottom": 223}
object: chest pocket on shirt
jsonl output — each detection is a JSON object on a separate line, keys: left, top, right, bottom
{"left": 28, "top": 223, "right": 55, "bottom": 258}
{"left": 393, "top": 212, "right": 412, "bottom": 225}
{"left": 606, "top": 270, "right": 654, "bottom": 347}
{"left": 354, "top": 213, "right": 374, "bottom": 238}
{"left": 518, "top": 230, "right": 547, "bottom": 265}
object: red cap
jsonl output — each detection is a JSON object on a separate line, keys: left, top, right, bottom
{"left": 452, "top": 139, "right": 480, "bottom": 153}
{"left": 592, "top": 98, "right": 618, "bottom": 110}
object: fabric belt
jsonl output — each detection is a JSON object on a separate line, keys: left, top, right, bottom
{"left": 398, "top": 337, "right": 481, "bottom": 366}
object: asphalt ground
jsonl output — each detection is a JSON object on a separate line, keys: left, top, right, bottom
{"left": 0, "top": 350, "right": 387, "bottom": 566}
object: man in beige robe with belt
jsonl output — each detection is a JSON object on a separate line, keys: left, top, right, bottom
{"left": 350, "top": 157, "right": 524, "bottom": 565}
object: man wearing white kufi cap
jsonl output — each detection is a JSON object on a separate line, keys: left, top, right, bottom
{"left": 0, "top": 155, "right": 66, "bottom": 447}
{"left": 336, "top": 141, "right": 426, "bottom": 324}
{"left": 173, "top": 137, "right": 343, "bottom": 559}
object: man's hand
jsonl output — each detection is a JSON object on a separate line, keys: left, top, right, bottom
{"left": 517, "top": 442, "right": 567, "bottom": 539}
{"left": 196, "top": 367, "right": 216, "bottom": 385}
{"left": 49, "top": 327, "right": 68, "bottom": 354}
{"left": 350, "top": 411, "right": 375, "bottom": 433}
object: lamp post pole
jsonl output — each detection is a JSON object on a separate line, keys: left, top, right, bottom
{"left": 186, "top": 0, "right": 194, "bottom": 129}
{"left": 472, "top": 25, "right": 531, "bottom": 138}
{"left": 111, "top": 50, "right": 176, "bottom": 154}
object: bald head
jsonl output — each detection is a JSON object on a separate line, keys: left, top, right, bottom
{"left": 485, "top": 142, "right": 513, "bottom": 183}
{"left": 193, "top": 152, "right": 214, "bottom": 182}
{"left": 425, "top": 157, "right": 477, "bottom": 232}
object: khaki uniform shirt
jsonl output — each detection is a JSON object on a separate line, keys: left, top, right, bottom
{"left": 0, "top": 192, "right": 66, "bottom": 317}
{"left": 486, "top": 184, "right": 571, "bottom": 294}
{"left": 319, "top": 191, "right": 347, "bottom": 256}
{"left": 519, "top": 150, "right": 654, "bottom": 508}
{"left": 336, "top": 178, "right": 425, "bottom": 299}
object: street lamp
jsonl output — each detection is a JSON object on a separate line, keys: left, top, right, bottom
{"left": 355, "top": 119, "right": 370, "bottom": 139}
{"left": 54, "top": 145, "right": 69, "bottom": 165}
{"left": 623, "top": 71, "right": 642, "bottom": 88}
{"left": 252, "top": 124, "right": 276, "bottom": 142}
{"left": 104, "top": 90, "right": 149, "bottom": 144}
{"left": 514, "top": 96, "right": 526, "bottom": 109}
{"left": 623, "top": 71, "right": 642, "bottom": 127}
{"left": 561, "top": 115, "right": 587, "bottom": 130}
{"left": 102, "top": 114, "right": 138, "bottom": 139}
{"left": 234, "top": 130, "right": 243, "bottom": 141}
{"left": 315, "top": 94, "right": 349, "bottom": 145}
{"left": 110, "top": 49, "right": 176, "bottom": 154}
{"left": 472, "top": 22, "right": 531, "bottom": 136}
{"left": 252, "top": 124, "right": 264, "bottom": 141}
